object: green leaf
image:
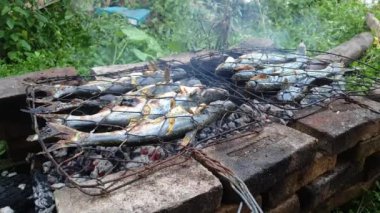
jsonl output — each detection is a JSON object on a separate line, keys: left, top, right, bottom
{"left": 18, "top": 40, "right": 31, "bottom": 51}
{"left": 131, "top": 48, "right": 151, "bottom": 61}
{"left": 1, "top": 6, "right": 10, "bottom": 16}
{"left": 13, "top": 6, "right": 29, "bottom": 17}
{"left": 0, "top": 140, "right": 7, "bottom": 156}
{"left": 10, "top": 33, "right": 18, "bottom": 42}
{"left": 0, "top": 30, "right": 4, "bottom": 38}
{"left": 7, "top": 51, "right": 19, "bottom": 61}
{"left": 6, "top": 19, "right": 15, "bottom": 29}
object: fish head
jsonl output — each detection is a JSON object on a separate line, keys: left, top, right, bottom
{"left": 200, "top": 88, "right": 229, "bottom": 103}
{"left": 234, "top": 64, "right": 255, "bottom": 72}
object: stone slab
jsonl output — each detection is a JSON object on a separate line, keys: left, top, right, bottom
{"left": 267, "top": 195, "right": 300, "bottom": 213}
{"left": 203, "top": 123, "right": 317, "bottom": 201}
{"left": 265, "top": 153, "right": 336, "bottom": 207}
{"left": 293, "top": 97, "right": 380, "bottom": 154}
{"left": 298, "top": 163, "right": 362, "bottom": 210}
{"left": 54, "top": 157, "right": 222, "bottom": 213}
{"left": 0, "top": 67, "right": 77, "bottom": 100}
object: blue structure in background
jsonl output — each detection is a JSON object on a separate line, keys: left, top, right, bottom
{"left": 95, "top": 7, "right": 150, "bottom": 26}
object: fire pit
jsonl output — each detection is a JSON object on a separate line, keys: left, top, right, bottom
{"left": 23, "top": 46, "right": 380, "bottom": 212}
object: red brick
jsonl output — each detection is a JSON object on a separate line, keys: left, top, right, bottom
{"left": 203, "top": 123, "right": 317, "bottom": 201}
{"left": 298, "top": 163, "right": 362, "bottom": 210}
{"left": 353, "top": 134, "right": 380, "bottom": 169}
{"left": 266, "top": 153, "right": 336, "bottom": 207}
{"left": 267, "top": 195, "right": 300, "bottom": 213}
{"left": 293, "top": 97, "right": 380, "bottom": 154}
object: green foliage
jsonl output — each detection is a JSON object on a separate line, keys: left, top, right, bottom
{"left": 334, "top": 182, "right": 380, "bottom": 213}
{"left": 0, "top": 1, "right": 165, "bottom": 77}
{"left": 256, "top": 0, "right": 369, "bottom": 50}
{"left": 0, "top": 140, "right": 7, "bottom": 157}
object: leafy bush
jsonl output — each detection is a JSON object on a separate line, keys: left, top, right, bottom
{"left": 0, "top": 1, "right": 165, "bottom": 76}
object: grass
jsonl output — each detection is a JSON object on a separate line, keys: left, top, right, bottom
{"left": 334, "top": 182, "right": 380, "bottom": 213}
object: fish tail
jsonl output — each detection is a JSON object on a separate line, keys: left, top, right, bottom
{"left": 38, "top": 114, "right": 66, "bottom": 123}
{"left": 47, "top": 122, "right": 80, "bottom": 142}
{"left": 45, "top": 140, "right": 72, "bottom": 154}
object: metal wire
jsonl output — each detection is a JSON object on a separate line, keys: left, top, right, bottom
{"left": 24, "top": 48, "right": 380, "bottom": 212}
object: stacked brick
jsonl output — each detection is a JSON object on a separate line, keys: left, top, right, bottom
{"left": 217, "top": 97, "right": 380, "bottom": 212}
{"left": 2, "top": 58, "right": 380, "bottom": 213}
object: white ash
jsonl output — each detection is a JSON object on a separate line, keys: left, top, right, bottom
{"left": 90, "top": 159, "right": 113, "bottom": 179}
{"left": 51, "top": 183, "right": 66, "bottom": 190}
{"left": 18, "top": 183, "right": 26, "bottom": 190}
{"left": 0, "top": 206, "right": 14, "bottom": 213}
{"left": 195, "top": 103, "right": 265, "bottom": 147}
{"left": 1, "top": 170, "right": 8, "bottom": 177}
{"left": 7, "top": 172, "right": 17, "bottom": 178}
{"left": 42, "top": 161, "right": 53, "bottom": 174}
{"left": 52, "top": 148, "right": 68, "bottom": 158}
{"left": 32, "top": 171, "right": 55, "bottom": 213}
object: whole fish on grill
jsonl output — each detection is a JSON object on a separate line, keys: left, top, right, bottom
{"left": 239, "top": 52, "right": 297, "bottom": 64}
{"left": 44, "top": 100, "right": 237, "bottom": 149}
{"left": 30, "top": 76, "right": 204, "bottom": 114}
{"left": 245, "top": 73, "right": 308, "bottom": 92}
{"left": 232, "top": 62, "right": 305, "bottom": 83}
{"left": 39, "top": 86, "right": 229, "bottom": 129}
{"left": 216, "top": 52, "right": 302, "bottom": 76}
{"left": 276, "top": 86, "right": 306, "bottom": 102}
{"left": 40, "top": 68, "right": 187, "bottom": 99}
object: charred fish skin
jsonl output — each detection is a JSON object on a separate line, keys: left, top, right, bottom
{"left": 239, "top": 52, "right": 297, "bottom": 64}
{"left": 216, "top": 52, "right": 300, "bottom": 77}
{"left": 276, "top": 86, "right": 306, "bottom": 102}
{"left": 231, "top": 61, "right": 305, "bottom": 83}
{"left": 41, "top": 86, "right": 230, "bottom": 129}
{"left": 48, "top": 69, "right": 188, "bottom": 99}
{"left": 46, "top": 100, "right": 236, "bottom": 148}
{"left": 246, "top": 74, "right": 307, "bottom": 92}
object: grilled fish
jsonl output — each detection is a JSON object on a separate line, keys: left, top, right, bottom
{"left": 239, "top": 52, "right": 297, "bottom": 64}
{"left": 216, "top": 52, "right": 300, "bottom": 76}
{"left": 276, "top": 86, "right": 306, "bottom": 102}
{"left": 40, "top": 87, "right": 229, "bottom": 129}
{"left": 246, "top": 74, "right": 307, "bottom": 92}
{"left": 45, "top": 100, "right": 237, "bottom": 148}
{"left": 232, "top": 62, "right": 305, "bottom": 83}
{"left": 41, "top": 68, "right": 187, "bottom": 99}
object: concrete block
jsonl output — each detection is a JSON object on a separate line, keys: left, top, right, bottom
{"left": 54, "top": 157, "right": 222, "bottom": 213}
{"left": 203, "top": 123, "right": 317, "bottom": 201}
{"left": 293, "top": 97, "right": 380, "bottom": 154}
{"left": 266, "top": 153, "right": 336, "bottom": 207}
